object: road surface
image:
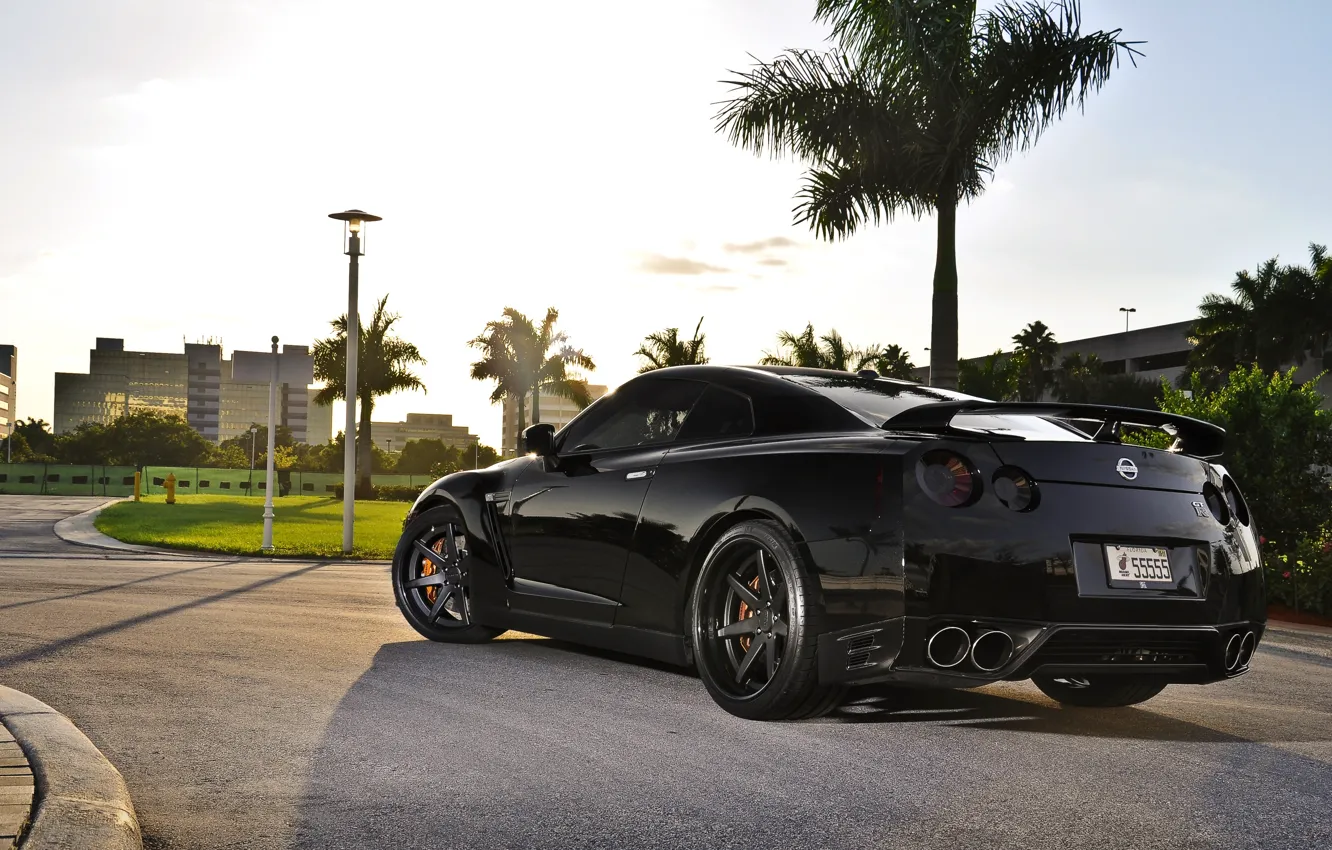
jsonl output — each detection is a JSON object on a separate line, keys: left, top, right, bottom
{"left": 1, "top": 495, "right": 1329, "bottom": 849}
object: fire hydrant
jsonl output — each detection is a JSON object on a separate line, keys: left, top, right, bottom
{"left": 165, "top": 472, "right": 177, "bottom": 505}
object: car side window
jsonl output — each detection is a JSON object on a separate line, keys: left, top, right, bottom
{"left": 676, "top": 385, "right": 754, "bottom": 442}
{"left": 559, "top": 379, "right": 705, "bottom": 452}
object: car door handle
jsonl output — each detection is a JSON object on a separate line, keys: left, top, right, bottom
{"left": 625, "top": 470, "right": 653, "bottom": 480}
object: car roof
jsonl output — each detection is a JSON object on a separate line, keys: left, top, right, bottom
{"left": 628, "top": 364, "right": 920, "bottom": 398}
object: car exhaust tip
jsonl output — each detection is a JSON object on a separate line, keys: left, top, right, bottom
{"left": 970, "top": 630, "right": 1015, "bottom": 672}
{"left": 1223, "top": 633, "right": 1243, "bottom": 671}
{"left": 926, "top": 626, "right": 971, "bottom": 669}
{"left": 1237, "top": 631, "right": 1256, "bottom": 669}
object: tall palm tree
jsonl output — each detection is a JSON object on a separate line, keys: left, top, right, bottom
{"left": 1012, "top": 320, "right": 1058, "bottom": 401}
{"left": 1054, "top": 351, "right": 1102, "bottom": 403}
{"left": 635, "top": 317, "right": 709, "bottom": 372}
{"left": 715, "top": 0, "right": 1139, "bottom": 389}
{"left": 760, "top": 324, "right": 873, "bottom": 370}
{"left": 470, "top": 308, "right": 595, "bottom": 454}
{"left": 313, "top": 295, "right": 426, "bottom": 495}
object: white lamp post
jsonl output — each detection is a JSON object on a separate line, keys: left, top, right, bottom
{"left": 262, "top": 336, "right": 278, "bottom": 553}
{"left": 328, "top": 209, "right": 381, "bottom": 554}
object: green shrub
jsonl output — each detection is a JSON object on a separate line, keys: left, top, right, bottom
{"left": 332, "top": 483, "right": 422, "bottom": 502}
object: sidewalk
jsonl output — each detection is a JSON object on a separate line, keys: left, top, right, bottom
{"left": 0, "top": 687, "right": 141, "bottom": 850}
{"left": 0, "top": 720, "right": 33, "bottom": 849}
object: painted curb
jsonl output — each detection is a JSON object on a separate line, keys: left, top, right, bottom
{"left": 0, "top": 687, "right": 141, "bottom": 850}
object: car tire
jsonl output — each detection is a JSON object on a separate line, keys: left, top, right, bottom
{"left": 1032, "top": 675, "right": 1167, "bottom": 707}
{"left": 689, "top": 519, "right": 843, "bottom": 721}
{"left": 392, "top": 505, "right": 504, "bottom": 644}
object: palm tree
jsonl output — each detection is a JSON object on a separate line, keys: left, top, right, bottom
{"left": 760, "top": 324, "right": 873, "bottom": 370}
{"left": 861, "top": 344, "right": 916, "bottom": 379}
{"left": 715, "top": 0, "right": 1139, "bottom": 389}
{"left": 958, "top": 350, "right": 1019, "bottom": 401}
{"left": 635, "top": 318, "right": 709, "bottom": 372}
{"left": 313, "top": 295, "right": 426, "bottom": 495}
{"left": 1054, "top": 351, "right": 1102, "bottom": 403}
{"left": 1012, "top": 320, "right": 1058, "bottom": 401}
{"left": 470, "top": 308, "right": 596, "bottom": 454}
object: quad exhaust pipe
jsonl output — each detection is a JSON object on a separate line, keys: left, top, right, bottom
{"left": 925, "top": 626, "right": 971, "bottom": 668}
{"left": 1224, "top": 630, "right": 1257, "bottom": 672}
{"left": 970, "top": 630, "right": 1015, "bottom": 672}
{"left": 925, "top": 626, "right": 1015, "bottom": 672}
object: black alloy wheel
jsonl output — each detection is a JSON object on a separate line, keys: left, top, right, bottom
{"left": 690, "top": 519, "right": 842, "bottom": 721}
{"left": 1032, "top": 674, "right": 1167, "bottom": 708}
{"left": 392, "top": 506, "right": 503, "bottom": 643}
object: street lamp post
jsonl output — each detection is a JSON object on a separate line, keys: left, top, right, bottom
{"left": 924, "top": 346, "right": 932, "bottom": 386}
{"left": 262, "top": 336, "right": 278, "bottom": 553}
{"left": 248, "top": 424, "right": 258, "bottom": 492}
{"left": 329, "top": 209, "right": 381, "bottom": 555}
{"left": 1119, "top": 306, "right": 1137, "bottom": 333}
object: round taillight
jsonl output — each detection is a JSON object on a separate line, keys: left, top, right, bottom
{"left": 1202, "top": 482, "right": 1230, "bottom": 525}
{"left": 916, "top": 451, "right": 979, "bottom": 507}
{"left": 1222, "top": 476, "right": 1250, "bottom": 526}
{"left": 992, "top": 466, "right": 1038, "bottom": 512}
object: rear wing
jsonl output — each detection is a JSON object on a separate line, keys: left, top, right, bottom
{"left": 883, "top": 401, "right": 1225, "bottom": 459}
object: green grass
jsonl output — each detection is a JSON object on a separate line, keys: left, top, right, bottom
{"left": 95, "top": 494, "right": 407, "bottom": 559}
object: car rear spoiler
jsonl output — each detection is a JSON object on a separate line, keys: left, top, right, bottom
{"left": 883, "top": 401, "right": 1225, "bottom": 459}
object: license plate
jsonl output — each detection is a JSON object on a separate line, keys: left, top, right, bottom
{"left": 1104, "top": 544, "right": 1174, "bottom": 586}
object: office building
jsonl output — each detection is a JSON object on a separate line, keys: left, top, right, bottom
{"left": 370, "top": 413, "right": 479, "bottom": 452}
{"left": 0, "top": 344, "right": 15, "bottom": 439}
{"left": 501, "top": 384, "right": 608, "bottom": 455}
{"left": 54, "top": 337, "right": 330, "bottom": 443}
{"left": 911, "top": 318, "right": 1332, "bottom": 404}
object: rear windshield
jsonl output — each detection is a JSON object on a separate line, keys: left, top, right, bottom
{"left": 785, "top": 375, "right": 1089, "bottom": 441}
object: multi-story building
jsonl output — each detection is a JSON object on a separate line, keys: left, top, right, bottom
{"left": 370, "top": 413, "right": 479, "bottom": 452}
{"left": 0, "top": 344, "right": 16, "bottom": 440}
{"left": 54, "top": 337, "right": 331, "bottom": 444}
{"left": 501, "top": 384, "right": 608, "bottom": 456}
{"left": 911, "top": 318, "right": 1332, "bottom": 404}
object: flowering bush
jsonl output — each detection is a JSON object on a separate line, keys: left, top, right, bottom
{"left": 1264, "top": 528, "right": 1332, "bottom": 617}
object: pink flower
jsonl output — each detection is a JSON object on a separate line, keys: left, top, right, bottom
{"left": 1282, "top": 571, "right": 1291, "bottom": 579}
{"left": 1259, "top": 536, "right": 1266, "bottom": 545}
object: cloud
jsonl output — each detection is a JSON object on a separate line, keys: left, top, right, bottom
{"left": 722, "top": 236, "right": 798, "bottom": 254}
{"left": 639, "top": 254, "right": 729, "bottom": 275}
{"left": 699, "top": 283, "right": 739, "bottom": 292}
{"left": 757, "top": 258, "right": 787, "bottom": 267}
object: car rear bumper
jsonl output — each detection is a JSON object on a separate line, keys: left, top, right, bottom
{"left": 817, "top": 615, "right": 1266, "bottom": 688}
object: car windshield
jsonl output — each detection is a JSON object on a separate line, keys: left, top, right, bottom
{"left": 785, "top": 375, "right": 1089, "bottom": 441}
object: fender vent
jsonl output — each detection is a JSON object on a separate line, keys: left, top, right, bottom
{"left": 479, "top": 498, "right": 515, "bottom": 580}
{"left": 842, "top": 631, "right": 881, "bottom": 670}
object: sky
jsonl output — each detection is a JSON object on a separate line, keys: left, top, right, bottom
{"left": 2, "top": 0, "right": 1330, "bottom": 449}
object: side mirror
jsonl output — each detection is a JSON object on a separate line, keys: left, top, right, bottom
{"left": 523, "top": 423, "right": 557, "bottom": 457}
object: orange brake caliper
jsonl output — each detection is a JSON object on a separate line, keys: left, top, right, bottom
{"left": 421, "top": 539, "right": 445, "bottom": 604}
{"left": 736, "top": 575, "right": 762, "bottom": 652}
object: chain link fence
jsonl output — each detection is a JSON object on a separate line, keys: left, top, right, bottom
{"left": 0, "top": 463, "right": 437, "bottom": 497}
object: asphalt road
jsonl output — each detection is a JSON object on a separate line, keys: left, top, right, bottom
{"left": 1, "top": 495, "right": 1330, "bottom": 849}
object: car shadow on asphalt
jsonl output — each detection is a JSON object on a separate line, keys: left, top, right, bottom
{"left": 372, "top": 636, "right": 1301, "bottom": 746}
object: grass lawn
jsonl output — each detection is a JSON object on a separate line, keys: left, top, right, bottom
{"left": 95, "top": 494, "right": 408, "bottom": 559}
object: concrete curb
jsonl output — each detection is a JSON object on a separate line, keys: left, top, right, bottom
{"left": 51, "top": 500, "right": 181, "bottom": 556}
{"left": 51, "top": 498, "right": 393, "bottom": 564}
{"left": 0, "top": 687, "right": 141, "bottom": 850}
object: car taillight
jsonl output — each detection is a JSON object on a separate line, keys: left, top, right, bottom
{"left": 1222, "top": 476, "right": 1250, "bottom": 526}
{"left": 992, "top": 466, "right": 1038, "bottom": 512}
{"left": 916, "top": 451, "right": 979, "bottom": 507}
{"left": 1202, "top": 482, "right": 1230, "bottom": 525}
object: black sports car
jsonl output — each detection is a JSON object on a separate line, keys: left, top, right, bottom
{"left": 392, "top": 365, "right": 1265, "bottom": 720}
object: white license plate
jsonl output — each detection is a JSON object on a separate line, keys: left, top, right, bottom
{"left": 1105, "top": 544, "right": 1174, "bottom": 585}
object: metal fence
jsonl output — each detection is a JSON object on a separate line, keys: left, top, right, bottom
{"left": 0, "top": 463, "right": 438, "bottom": 497}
